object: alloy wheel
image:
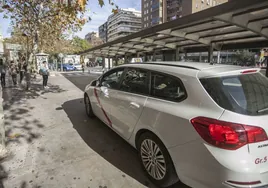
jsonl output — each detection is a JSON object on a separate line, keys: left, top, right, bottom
{"left": 85, "top": 96, "right": 90, "bottom": 114}
{"left": 140, "top": 139, "right": 167, "bottom": 180}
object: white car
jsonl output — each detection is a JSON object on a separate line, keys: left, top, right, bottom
{"left": 84, "top": 62, "right": 268, "bottom": 188}
{"left": 70, "top": 63, "right": 82, "bottom": 71}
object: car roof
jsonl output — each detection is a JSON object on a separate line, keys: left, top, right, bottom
{"left": 119, "top": 62, "right": 260, "bottom": 78}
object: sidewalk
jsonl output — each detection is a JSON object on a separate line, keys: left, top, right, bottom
{"left": 0, "top": 75, "right": 149, "bottom": 188}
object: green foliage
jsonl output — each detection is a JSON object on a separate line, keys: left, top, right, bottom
{"left": 235, "top": 50, "right": 255, "bottom": 66}
{"left": 72, "top": 36, "right": 92, "bottom": 52}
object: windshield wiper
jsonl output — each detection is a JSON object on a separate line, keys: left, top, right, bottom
{"left": 257, "top": 107, "right": 268, "bottom": 113}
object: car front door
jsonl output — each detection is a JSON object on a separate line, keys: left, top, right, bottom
{"left": 109, "top": 68, "right": 149, "bottom": 139}
{"left": 94, "top": 68, "right": 125, "bottom": 127}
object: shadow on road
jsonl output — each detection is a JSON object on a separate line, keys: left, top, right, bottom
{"left": 1, "top": 79, "right": 65, "bottom": 188}
{"left": 62, "top": 98, "right": 189, "bottom": 188}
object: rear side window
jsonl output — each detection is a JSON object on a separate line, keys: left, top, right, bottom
{"left": 200, "top": 73, "right": 268, "bottom": 116}
{"left": 150, "top": 73, "right": 186, "bottom": 102}
{"left": 120, "top": 68, "right": 149, "bottom": 95}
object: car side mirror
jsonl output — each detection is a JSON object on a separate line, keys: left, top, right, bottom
{"left": 91, "top": 80, "right": 97, "bottom": 86}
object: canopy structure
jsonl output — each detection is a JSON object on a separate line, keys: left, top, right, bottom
{"left": 80, "top": 0, "right": 268, "bottom": 59}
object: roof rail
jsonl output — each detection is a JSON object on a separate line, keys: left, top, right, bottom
{"left": 131, "top": 62, "right": 200, "bottom": 70}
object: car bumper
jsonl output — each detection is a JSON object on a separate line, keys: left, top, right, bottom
{"left": 168, "top": 139, "right": 268, "bottom": 188}
{"left": 223, "top": 182, "right": 268, "bottom": 188}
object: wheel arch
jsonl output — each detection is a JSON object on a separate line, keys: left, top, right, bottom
{"left": 135, "top": 129, "right": 167, "bottom": 151}
{"left": 134, "top": 128, "right": 180, "bottom": 186}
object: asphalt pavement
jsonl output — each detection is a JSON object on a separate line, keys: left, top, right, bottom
{"left": 1, "top": 72, "right": 188, "bottom": 188}
{"left": 61, "top": 73, "right": 189, "bottom": 188}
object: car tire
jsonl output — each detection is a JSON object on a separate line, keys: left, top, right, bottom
{"left": 84, "top": 94, "right": 95, "bottom": 118}
{"left": 137, "top": 132, "right": 179, "bottom": 188}
{"left": 63, "top": 68, "right": 67, "bottom": 72}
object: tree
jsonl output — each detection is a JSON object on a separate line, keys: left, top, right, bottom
{"left": 72, "top": 36, "right": 92, "bottom": 53}
{"left": 235, "top": 50, "right": 255, "bottom": 66}
{"left": 1, "top": 0, "right": 117, "bottom": 69}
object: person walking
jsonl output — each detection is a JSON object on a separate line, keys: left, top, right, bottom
{"left": 10, "top": 61, "right": 18, "bottom": 86}
{"left": 0, "top": 59, "right": 6, "bottom": 87}
{"left": 18, "top": 57, "right": 27, "bottom": 84}
{"left": 39, "top": 61, "right": 49, "bottom": 89}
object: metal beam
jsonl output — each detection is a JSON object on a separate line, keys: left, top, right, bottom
{"left": 130, "top": 37, "right": 176, "bottom": 49}
{"left": 115, "top": 43, "right": 154, "bottom": 52}
{"left": 214, "top": 11, "right": 268, "bottom": 39}
{"left": 158, "top": 29, "right": 213, "bottom": 48}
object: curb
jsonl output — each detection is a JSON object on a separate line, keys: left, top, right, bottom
{"left": 0, "top": 87, "right": 7, "bottom": 160}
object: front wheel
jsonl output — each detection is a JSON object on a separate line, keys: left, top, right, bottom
{"left": 84, "top": 94, "right": 95, "bottom": 118}
{"left": 137, "top": 132, "right": 179, "bottom": 188}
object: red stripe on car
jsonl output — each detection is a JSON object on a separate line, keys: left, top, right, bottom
{"left": 94, "top": 88, "right": 113, "bottom": 127}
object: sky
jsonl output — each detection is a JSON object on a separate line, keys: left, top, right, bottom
{"left": 0, "top": 0, "right": 141, "bottom": 39}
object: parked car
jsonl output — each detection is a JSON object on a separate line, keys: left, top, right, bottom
{"left": 58, "top": 64, "right": 75, "bottom": 71}
{"left": 84, "top": 62, "right": 268, "bottom": 188}
{"left": 69, "top": 63, "right": 82, "bottom": 71}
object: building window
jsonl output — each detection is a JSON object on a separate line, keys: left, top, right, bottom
{"left": 196, "top": 4, "right": 198, "bottom": 9}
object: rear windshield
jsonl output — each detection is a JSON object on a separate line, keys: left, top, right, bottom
{"left": 200, "top": 72, "right": 268, "bottom": 116}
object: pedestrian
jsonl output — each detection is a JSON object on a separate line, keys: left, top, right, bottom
{"left": 0, "top": 59, "right": 6, "bottom": 87}
{"left": 82, "top": 63, "right": 85, "bottom": 73}
{"left": 18, "top": 57, "right": 27, "bottom": 84}
{"left": 39, "top": 61, "right": 49, "bottom": 89}
{"left": 264, "top": 49, "right": 268, "bottom": 77}
{"left": 25, "top": 67, "right": 31, "bottom": 91}
{"left": 10, "top": 61, "right": 18, "bottom": 86}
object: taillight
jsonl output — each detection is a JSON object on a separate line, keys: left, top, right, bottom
{"left": 191, "top": 117, "right": 268, "bottom": 150}
{"left": 241, "top": 70, "right": 258, "bottom": 74}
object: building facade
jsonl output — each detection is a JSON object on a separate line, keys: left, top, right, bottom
{"left": 98, "top": 22, "right": 108, "bottom": 43}
{"left": 85, "top": 32, "right": 103, "bottom": 47}
{"left": 107, "top": 8, "right": 142, "bottom": 42}
{"left": 142, "top": 0, "right": 228, "bottom": 28}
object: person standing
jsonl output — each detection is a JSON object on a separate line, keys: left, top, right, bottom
{"left": 10, "top": 61, "right": 18, "bottom": 86}
{"left": 264, "top": 49, "right": 268, "bottom": 77}
{"left": 39, "top": 61, "right": 49, "bottom": 89}
{"left": 82, "top": 63, "right": 85, "bottom": 73}
{"left": 0, "top": 59, "right": 6, "bottom": 87}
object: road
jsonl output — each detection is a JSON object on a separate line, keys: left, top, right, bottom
{"left": 61, "top": 72, "right": 189, "bottom": 188}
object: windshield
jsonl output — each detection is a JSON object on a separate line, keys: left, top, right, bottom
{"left": 200, "top": 72, "right": 268, "bottom": 116}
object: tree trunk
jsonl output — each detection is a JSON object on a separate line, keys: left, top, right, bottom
{"left": 32, "top": 32, "right": 39, "bottom": 72}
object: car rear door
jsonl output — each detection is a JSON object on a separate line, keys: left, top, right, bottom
{"left": 109, "top": 68, "right": 149, "bottom": 139}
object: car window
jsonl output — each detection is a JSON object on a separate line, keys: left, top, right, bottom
{"left": 120, "top": 68, "right": 149, "bottom": 95}
{"left": 200, "top": 72, "right": 268, "bottom": 116}
{"left": 101, "top": 69, "right": 124, "bottom": 89}
{"left": 150, "top": 73, "right": 186, "bottom": 102}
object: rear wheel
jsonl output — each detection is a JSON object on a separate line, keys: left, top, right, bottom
{"left": 137, "top": 132, "right": 179, "bottom": 188}
{"left": 84, "top": 94, "right": 95, "bottom": 118}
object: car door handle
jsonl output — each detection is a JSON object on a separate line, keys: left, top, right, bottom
{"left": 130, "top": 102, "right": 140, "bottom": 109}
